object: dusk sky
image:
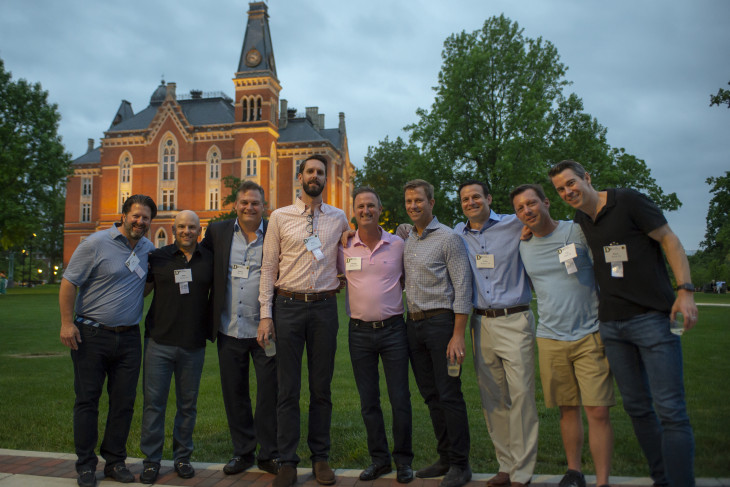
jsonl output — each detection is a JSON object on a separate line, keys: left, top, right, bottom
{"left": 1, "top": 0, "right": 728, "bottom": 250}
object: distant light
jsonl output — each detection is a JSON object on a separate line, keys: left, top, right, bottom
{"left": 37, "top": 269, "right": 43, "bottom": 274}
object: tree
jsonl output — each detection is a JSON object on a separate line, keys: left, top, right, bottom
{"left": 208, "top": 175, "right": 240, "bottom": 223}
{"left": 710, "top": 81, "right": 730, "bottom": 109}
{"left": 403, "top": 15, "right": 679, "bottom": 217}
{"left": 0, "top": 58, "right": 72, "bottom": 254}
{"left": 701, "top": 172, "right": 730, "bottom": 251}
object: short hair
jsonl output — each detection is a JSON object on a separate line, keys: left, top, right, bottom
{"left": 236, "top": 180, "right": 265, "bottom": 202}
{"left": 509, "top": 184, "right": 547, "bottom": 205}
{"left": 299, "top": 154, "right": 328, "bottom": 175}
{"left": 457, "top": 179, "right": 491, "bottom": 199}
{"left": 352, "top": 186, "right": 382, "bottom": 208}
{"left": 122, "top": 194, "right": 157, "bottom": 219}
{"left": 548, "top": 160, "right": 587, "bottom": 179}
{"left": 404, "top": 179, "right": 434, "bottom": 201}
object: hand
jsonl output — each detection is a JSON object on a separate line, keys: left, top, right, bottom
{"left": 340, "top": 229, "right": 356, "bottom": 248}
{"left": 520, "top": 225, "right": 533, "bottom": 241}
{"left": 60, "top": 323, "right": 82, "bottom": 350}
{"left": 396, "top": 223, "right": 413, "bottom": 240}
{"left": 671, "top": 290, "right": 698, "bottom": 332}
{"left": 337, "top": 274, "right": 347, "bottom": 290}
{"left": 257, "top": 318, "right": 276, "bottom": 348}
{"left": 446, "top": 335, "right": 467, "bottom": 364}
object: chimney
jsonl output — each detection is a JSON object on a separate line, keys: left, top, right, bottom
{"left": 306, "top": 107, "right": 319, "bottom": 129}
{"left": 279, "top": 99, "right": 288, "bottom": 129}
{"left": 166, "top": 82, "right": 177, "bottom": 100}
{"left": 339, "top": 112, "right": 346, "bottom": 133}
{"left": 87, "top": 138, "right": 94, "bottom": 153}
{"left": 287, "top": 108, "right": 297, "bottom": 119}
{"left": 190, "top": 89, "right": 202, "bottom": 99}
{"left": 318, "top": 114, "right": 325, "bottom": 131}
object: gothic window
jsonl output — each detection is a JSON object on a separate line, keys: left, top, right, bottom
{"left": 161, "top": 189, "right": 175, "bottom": 211}
{"left": 81, "top": 203, "right": 91, "bottom": 223}
{"left": 209, "top": 188, "right": 219, "bottom": 210}
{"left": 209, "top": 150, "right": 220, "bottom": 179}
{"left": 156, "top": 228, "right": 167, "bottom": 248}
{"left": 246, "top": 152, "right": 258, "bottom": 176}
{"left": 242, "top": 98, "right": 248, "bottom": 122}
{"left": 121, "top": 156, "right": 131, "bottom": 183}
{"left": 81, "top": 177, "right": 92, "bottom": 196}
{"left": 162, "top": 139, "right": 176, "bottom": 180}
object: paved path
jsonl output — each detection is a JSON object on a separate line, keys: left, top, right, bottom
{"left": 1, "top": 449, "right": 728, "bottom": 486}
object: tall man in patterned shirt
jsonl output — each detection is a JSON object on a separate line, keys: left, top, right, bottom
{"left": 339, "top": 187, "right": 414, "bottom": 484}
{"left": 402, "top": 179, "right": 473, "bottom": 487}
{"left": 259, "top": 155, "right": 351, "bottom": 487}
{"left": 59, "top": 195, "right": 157, "bottom": 487}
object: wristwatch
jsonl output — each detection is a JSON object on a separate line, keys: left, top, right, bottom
{"left": 676, "top": 283, "right": 695, "bottom": 292}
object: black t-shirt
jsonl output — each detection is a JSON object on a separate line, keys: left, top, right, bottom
{"left": 575, "top": 188, "right": 676, "bottom": 321}
{"left": 145, "top": 243, "right": 214, "bottom": 349}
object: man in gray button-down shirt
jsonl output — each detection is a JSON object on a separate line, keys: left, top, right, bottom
{"left": 402, "top": 179, "right": 473, "bottom": 487}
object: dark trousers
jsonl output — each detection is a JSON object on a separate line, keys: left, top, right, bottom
{"left": 217, "top": 333, "right": 278, "bottom": 461}
{"left": 349, "top": 316, "right": 413, "bottom": 466}
{"left": 71, "top": 323, "right": 141, "bottom": 472}
{"left": 407, "top": 312, "right": 470, "bottom": 468}
{"left": 274, "top": 294, "right": 339, "bottom": 465}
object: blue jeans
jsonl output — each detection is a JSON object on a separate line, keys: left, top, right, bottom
{"left": 600, "top": 312, "right": 695, "bottom": 487}
{"left": 274, "top": 294, "right": 339, "bottom": 465}
{"left": 71, "top": 323, "right": 141, "bottom": 471}
{"left": 349, "top": 316, "right": 413, "bottom": 466}
{"left": 407, "top": 312, "right": 470, "bottom": 468}
{"left": 140, "top": 338, "right": 205, "bottom": 464}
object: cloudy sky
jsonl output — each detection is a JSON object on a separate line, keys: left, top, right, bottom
{"left": 1, "top": 0, "right": 728, "bottom": 250}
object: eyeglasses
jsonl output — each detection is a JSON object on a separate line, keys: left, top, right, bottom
{"left": 306, "top": 214, "right": 313, "bottom": 235}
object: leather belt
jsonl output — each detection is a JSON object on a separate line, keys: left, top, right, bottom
{"left": 275, "top": 289, "right": 337, "bottom": 302}
{"left": 473, "top": 304, "right": 530, "bottom": 318}
{"left": 407, "top": 308, "right": 452, "bottom": 322}
{"left": 351, "top": 315, "right": 402, "bottom": 329}
{"left": 74, "top": 316, "right": 139, "bottom": 333}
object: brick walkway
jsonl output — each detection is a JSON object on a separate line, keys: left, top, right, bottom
{"left": 1, "top": 450, "right": 728, "bottom": 486}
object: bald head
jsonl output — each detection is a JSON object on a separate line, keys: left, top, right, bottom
{"left": 173, "top": 210, "right": 201, "bottom": 253}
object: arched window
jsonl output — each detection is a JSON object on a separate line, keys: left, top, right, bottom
{"left": 156, "top": 228, "right": 167, "bottom": 248}
{"left": 256, "top": 97, "right": 262, "bottom": 121}
{"left": 209, "top": 149, "right": 220, "bottom": 179}
{"left": 162, "top": 138, "right": 176, "bottom": 180}
{"left": 242, "top": 98, "right": 248, "bottom": 122}
{"left": 121, "top": 156, "right": 131, "bottom": 183}
{"left": 246, "top": 152, "right": 258, "bottom": 176}
{"left": 209, "top": 188, "right": 219, "bottom": 210}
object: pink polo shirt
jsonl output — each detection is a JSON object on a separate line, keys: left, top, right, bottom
{"left": 338, "top": 228, "right": 405, "bottom": 321}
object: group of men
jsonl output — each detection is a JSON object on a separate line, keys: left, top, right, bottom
{"left": 60, "top": 156, "right": 697, "bottom": 487}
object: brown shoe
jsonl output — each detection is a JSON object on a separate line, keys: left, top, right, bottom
{"left": 273, "top": 465, "right": 297, "bottom": 487}
{"left": 487, "top": 472, "right": 511, "bottom": 487}
{"left": 509, "top": 481, "right": 530, "bottom": 487}
{"left": 312, "top": 461, "right": 335, "bottom": 485}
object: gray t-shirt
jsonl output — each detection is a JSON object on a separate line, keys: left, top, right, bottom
{"left": 519, "top": 221, "right": 599, "bottom": 341}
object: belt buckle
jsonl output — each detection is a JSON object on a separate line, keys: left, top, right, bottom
{"left": 372, "top": 321, "right": 385, "bottom": 329}
{"left": 304, "top": 293, "right": 312, "bottom": 302}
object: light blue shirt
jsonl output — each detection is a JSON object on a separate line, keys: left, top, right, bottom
{"left": 519, "top": 221, "right": 599, "bottom": 340}
{"left": 454, "top": 211, "right": 532, "bottom": 309}
{"left": 221, "top": 219, "right": 264, "bottom": 339}
{"left": 63, "top": 224, "right": 154, "bottom": 326}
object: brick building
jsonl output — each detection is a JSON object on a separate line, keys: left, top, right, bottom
{"left": 63, "top": 2, "right": 355, "bottom": 265}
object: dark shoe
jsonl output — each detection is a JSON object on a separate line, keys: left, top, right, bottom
{"left": 440, "top": 465, "right": 472, "bottom": 487}
{"left": 396, "top": 464, "right": 414, "bottom": 484}
{"left": 273, "top": 464, "right": 298, "bottom": 487}
{"left": 258, "top": 458, "right": 281, "bottom": 475}
{"left": 77, "top": 467, "right": 96, "bottom": 487}
{"left": 558, "top": 470, "right": 585, "bottom": 487}
{"left": 510, "top": 482, "right": 531, "bottom": 487}
{"left": 224, "top": 456, "right": 254, "bottom": 475}
{"left": 359, "top": 463, "right": 392, "bottom": 481}
{"left": 104, "top": 463, "right": 134, "bottom": 483}
{"left": 140, "top": 463, "right": 160, "bottom": 484}
{"left": 174, "top": 459, "right": 195, "bottom": 479}
{"left": 416, "top": 459, "right": 450, "bottom": 478}
{"left": 313, "top": 460, "right": 336, "bottom": 485}
{"left": 487, "top": 472, "right": 511, "bottom": 487}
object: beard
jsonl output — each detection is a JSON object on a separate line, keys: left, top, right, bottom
{"left": 303, "top": 180, "right": 324, "bottom": 197}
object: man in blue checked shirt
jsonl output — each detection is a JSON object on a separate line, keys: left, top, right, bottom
{"left": 454, "top": 180, "right": 537, "bottom": 487}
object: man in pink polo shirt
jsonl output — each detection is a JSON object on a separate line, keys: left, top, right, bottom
{"left": 339, "top": 187, "right": 414, "bottom": 484}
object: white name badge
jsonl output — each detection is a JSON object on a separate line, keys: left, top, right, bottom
{"left": 174, "top": 269, "right": 193, "bottom": 283}
{"left": 475, "top": 254, "right": 494, "bottom": 269}
{"left": 304, "top": 235, "right": 322, "bottom": 251}
{"left": 611, "top": 262, "right": 624, "bottom": 278}
{"left": 564, "top": 259, "right": 578, "bottom": 274}
{"left": 603, "top": 244, "right": 628, "bottom": 263}
{"left": 558, "top": 243, "right": 578, "bottom": 263}
{"left": 232, "top": 264, "right": 250, "bottom": 279}
{"left": 179, "top": 281, "right": 189, "bottom": 294}
{"left": 125, "top": 252, "right": 140, "bottom": 273}
{"left": 134, "top": 266, "right": 145, "bottom": 278}
{"left": 345, "top": 257, "right": 362, "bottom": 271}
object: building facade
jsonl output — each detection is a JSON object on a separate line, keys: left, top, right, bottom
{"left": 63, "top": 2, "right": 355, "bottom": 265}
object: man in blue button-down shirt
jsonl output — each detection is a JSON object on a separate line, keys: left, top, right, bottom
{"left": 201, "top": 181, "right": 278, "bottom": 477}
{"left": 454, "top": 180, "right": 538, "bottom": 487}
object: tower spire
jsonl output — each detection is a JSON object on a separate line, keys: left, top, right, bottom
{"left": 236, "top": 2, "right": 277, "bottom": 79}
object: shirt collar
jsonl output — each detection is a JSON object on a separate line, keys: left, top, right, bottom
{"left": 463, "top": 210, "right": 501, "bottom": 233}
{"left": 353, "top": 226, "right": 393, "bottom": 248}
{"left": 295, "top": 197, "right": 327, "bottom": 215}
{"left": 234, "top": 218, "right": 264, "bottom": 236}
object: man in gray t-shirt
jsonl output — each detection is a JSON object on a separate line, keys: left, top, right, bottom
{"left": 511, "top": 184, "right": 614, "bottom": 487}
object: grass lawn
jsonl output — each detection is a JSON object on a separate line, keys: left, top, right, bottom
{"left": 0, "top": 285, "right": 728, "bottom": 477}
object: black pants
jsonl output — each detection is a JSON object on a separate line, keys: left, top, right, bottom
{"left": 217, "top": 333, "right": 278, "bottom": 461}
{"left": 273, "top": 294, "right": 339, "bottom": 465}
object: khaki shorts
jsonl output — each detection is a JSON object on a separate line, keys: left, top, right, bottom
{"left": 537, "top": 331, "right": 615, "bottom": 408}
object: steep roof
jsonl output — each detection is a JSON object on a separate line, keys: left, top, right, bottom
{"left": 72, "top": 147, "right": 100, "bottom": 165}
{"left": 236, "top": 2, "right": 277, "bottom": 79}
{"left": 279, "top": 118, "right": 344, "bottom": 151}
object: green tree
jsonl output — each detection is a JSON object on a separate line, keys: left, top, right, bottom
{"left": 701, "top": 172, "right": 730, "bottom": 252}
{"left": 0, "top": 58, "right": 72, "bottom": 254}
{"left": 403, "top": 15, "right": 679, "bottom": 216}
{"left": 208, "top": 175, "right": 240, "bottom": 223}
{"left": 710, "top": 81, "right": 730, "bottom": 109}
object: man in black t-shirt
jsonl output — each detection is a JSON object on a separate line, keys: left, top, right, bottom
{"left": 549, "top": 160, "right": 697, "bottom": 487}
{"left": 140, "top": 210, "right": 214, "bottom": 484}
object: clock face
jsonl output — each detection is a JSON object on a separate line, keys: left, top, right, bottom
{"left": 245, "top": 49, "right": 262, "bottom": 67}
